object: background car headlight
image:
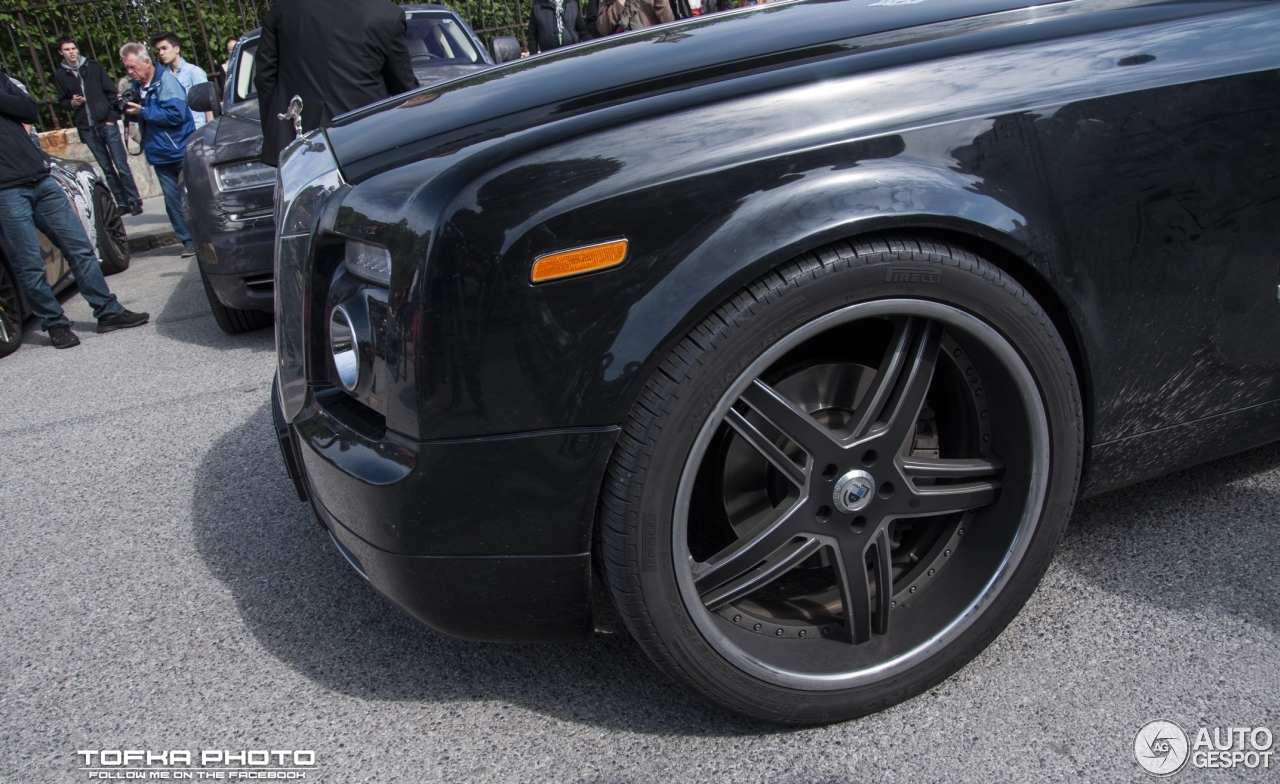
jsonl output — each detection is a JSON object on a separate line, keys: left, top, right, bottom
{"left": 214, "top": 160, "right": 276, "bottom": 192}
{"left": 345, "top": 241, "right": 392, "bottom": 287}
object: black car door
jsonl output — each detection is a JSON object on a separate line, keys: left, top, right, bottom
{"left": 1033, "top": 4, "right": 1280, "bottom": 442}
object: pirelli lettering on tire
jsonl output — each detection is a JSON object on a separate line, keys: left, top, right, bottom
{"left": 643, "top": 513, "right": 659, "bottom": 572}
{"left": 886, "top": 268, "right": 941, "bottom": 285}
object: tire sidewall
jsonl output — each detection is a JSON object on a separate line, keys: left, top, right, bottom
{"left": 0, "top": 260, "right": 24, "bottom": 357}
{"left": 93, "top": 185, "right": 129, "bottom": 275}
{"left": 608, "top": 241, "right": 1081, "bottom": 724}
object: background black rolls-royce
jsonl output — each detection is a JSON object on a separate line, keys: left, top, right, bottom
{"left": 270, "top": 0, "right": 1280, "bottom": 723}
{"left": 182, "top": 5, "right": 515, "bottom": 334}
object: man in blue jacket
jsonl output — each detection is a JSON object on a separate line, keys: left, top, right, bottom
{"left": 119, "top": 42, "right": 196, "bottom": 257}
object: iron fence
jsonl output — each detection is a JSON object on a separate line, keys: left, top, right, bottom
{"left": 0, "top": 0, "right": 528, "bottom": 131}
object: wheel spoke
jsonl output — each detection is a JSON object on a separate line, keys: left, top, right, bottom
{"left": 869, "top": 528, "right": 892, "bottom": 635}
{"left": 724, "top": 407, "right": 807, "bottom": 488}
{"left": 701, "top": 537, "right": 823, "bottom": 611}
{"left": 874, "top": 319, "right": 943, "bottom": 449}
{"left": 847, "top": 317, "right": 914, "bottom": 440}
{"left": 694, "top": 503, "right": 807, "bottom": 596}
{"left": 739, "top": 379, "right": 840, "bottom": 460}
{"left": 899, "top": 480, "right": 999, "bottom": 518}
{"left": 899, "top": 455, "right": 1005, "bottom": 479}
{"left": 833, "top": 538, "right": 873, "bottom": 644}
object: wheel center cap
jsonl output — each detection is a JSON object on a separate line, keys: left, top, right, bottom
{"left": 832, "top": 469, "right": 875, "bottom": 514}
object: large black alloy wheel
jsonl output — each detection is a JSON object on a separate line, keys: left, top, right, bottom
{"left": 93, "top": 184, "right": 131, "bottom": 275}
{"left": 0, "top": 261, "right": 23, "bottom": 358}
{"left": 600, "top": 236, "right": 1082, "bottom": 724}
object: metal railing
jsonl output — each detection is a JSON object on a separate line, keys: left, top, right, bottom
{"left": 0, "top": 0, "right": 528, "bottom": 131}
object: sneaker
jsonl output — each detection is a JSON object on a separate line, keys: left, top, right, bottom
{"left": 48, "top": 323, "right": 81, "bottom": 349}
{"left": 97, "top": 309, "right": 150, "bottom": 333}
{"left": 182, "top": 243, "right": 196, "bottom": 257}
{"left": 116, "top": 202, "right": 130, "bottom": 214}
{"left": 129, "top": 200, "right": 144, "bottom": 216}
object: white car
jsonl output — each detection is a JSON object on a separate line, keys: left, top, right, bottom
{"left": 0, "top": 157, "right": 131, "bottom": 358}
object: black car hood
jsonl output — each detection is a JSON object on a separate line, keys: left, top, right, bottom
{"left": 208, "top": 63, "right": 489, "bottom": 164}
{"left": 325, "top": 0, "right": 1073, "bottom": 181}
{"left": 211, "top": 99, "right": 264, "bottom": 164}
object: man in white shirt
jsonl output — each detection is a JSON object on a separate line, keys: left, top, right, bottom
{"left": 151, "top": 32, "right": 211, "bottom": 128}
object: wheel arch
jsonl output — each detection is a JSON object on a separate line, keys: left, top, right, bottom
{"left": 604, "top": 162, "right": 1094, "bottom": 462}
{"left": 588, "top": 176, "right": 1095, "bottom": 575}
{"left": 0, "top": 239, "right": 31, "bottom": 319}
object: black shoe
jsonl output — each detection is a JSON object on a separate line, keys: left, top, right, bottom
{"left": 129, "top": 201, "right": 144, "bottom": 216}
{"left": 182, "top": 243, "right": 196, "bottom": 258}
{"left": 98, "top": 309, "right": 150, "bottom": 333}
{"left": 116, "top": 203, "right": 130, "bottom": 214}
{"left": 48, "top": 323, "right": 81, "bottom": 349}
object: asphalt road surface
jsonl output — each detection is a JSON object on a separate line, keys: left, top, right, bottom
{"left": 2, "top": 248, "right": 1277, "bottom": 783}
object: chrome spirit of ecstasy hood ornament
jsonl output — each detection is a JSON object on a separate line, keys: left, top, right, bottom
{"left": 279, "top": 95, "right": 303, "bottom": 138}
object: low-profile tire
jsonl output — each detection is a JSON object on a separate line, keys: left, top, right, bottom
{"left": 0, "top": 261, "right": 23, "bottom": 358}
{"left": 93, "top": 184, "right": 130, "bottom": 275}
{"left": 199, "top": 265, "right": 272, "bottom": 334}
{"left": 600, "top": 235, "right": 1082, "bottom": 725}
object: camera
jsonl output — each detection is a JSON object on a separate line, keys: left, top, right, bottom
{"left": 113, "top": 87, "right": 140, "bottom": 116}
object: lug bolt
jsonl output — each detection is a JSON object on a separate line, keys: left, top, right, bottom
{"left": 821, "top": 628, "right": 830, "bottom": 636}
{"left": 753, "top": 623, "right": 762, "bottom": 631}
{"left": 909, "top": 586, "right": 917, "bottom": 593}
{"left": 775, "top": 628, "right": 783, "bottom": 637}
{"left": 798, "top": 630, "right": 806, "bottom": 638}
{"left": 944, "top": 549, "right": 951, "bottom": 557}
{"left": 733, "top": 614, "right": 741, "bottom": 623}
{"left": 958, "top": 528, "right": 965, "bottom": 536}
{"left": 891, "top": 600, "right": 896, "bottom": 608}
{"left": 927, "top": 568, "right": 935, "bottom": 576}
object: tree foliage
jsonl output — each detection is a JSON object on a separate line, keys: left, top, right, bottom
{"left": 0, "top": 0, "right": 530, "bottom": 130}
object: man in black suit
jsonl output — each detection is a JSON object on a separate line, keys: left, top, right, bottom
{"left": 255, "top": 0, "right": 419, "bottom": 166}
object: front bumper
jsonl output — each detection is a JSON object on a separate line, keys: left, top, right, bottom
{"left": 272, "top": 379, "right": 619, "bottom": 643}
{"left": 197, "top": 223, "right": 276, "bottom": 313}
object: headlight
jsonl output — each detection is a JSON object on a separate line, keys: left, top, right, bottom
{"left": 330, "top": 305, "right": 360, "bottom": 391}
{"left": 344, "top": 240, "right": 392, "bottom": 287}
{"left": 214, "top": 160, "right": 276, "bottom": 192}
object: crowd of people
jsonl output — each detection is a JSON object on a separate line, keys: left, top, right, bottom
{"left": 51, "top": 32, "right": 220, "bottom": 258}
{"left": 1, "top": 0, "right": 749, "bottom": 352}
{"left": 0, "top": 31, "right": 224, "bottom": 349}
{"left": 528, "top": 0, "right": 755, "bottom": 53}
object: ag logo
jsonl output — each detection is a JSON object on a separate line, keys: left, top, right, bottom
{"left": 833, "top": 470, "right": 875, "bottom": 514}
{"left": 1135, "top": 720, "right": 1189, "bottom": 776}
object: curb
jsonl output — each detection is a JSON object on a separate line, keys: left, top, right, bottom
{"left": 127, "top": 231, "right": 179, "bottom": 253}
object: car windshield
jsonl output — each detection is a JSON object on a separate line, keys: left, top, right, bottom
{"left": 233, "top": 39, "right": 259, "bottom": 103}
{"left": 405, "top": 12, "right": 483, "bottom": 65}
{"left": 228, "top": 13, "right": 477, "bottom": 104}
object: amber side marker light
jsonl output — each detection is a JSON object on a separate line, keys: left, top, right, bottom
{"left": 531, "top": 239, "right": 628, "bottom": 283}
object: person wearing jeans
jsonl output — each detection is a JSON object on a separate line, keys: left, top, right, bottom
{"left": 52, "top": 37, "right": 142, "bottom": 215}
{"left": 120, "top": 41, "right": 196, "bottom": 256}
{"left": 0, "top": 72, "right": 148, "bottom": 349}
{"left": 79, "top": 123, "right": 140, "bottom": 212}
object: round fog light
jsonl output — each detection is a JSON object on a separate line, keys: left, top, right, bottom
{"left": 330, "top": 306, "right": 359, "bottom": 391}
